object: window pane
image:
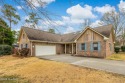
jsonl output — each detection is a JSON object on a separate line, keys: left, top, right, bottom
{"left": 81, "top": 43, "right": 85, "bottom": 50}
{"left": 93, "top": 42, "right": 98, "bottom": 50}
{"left": 26, "top": 44, "right": 28, "bottom": 48}
{"left": 94, "top": 44, "right": 98, "bottom": 47}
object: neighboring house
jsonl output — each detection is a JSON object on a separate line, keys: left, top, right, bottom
{"left": 18, "top": 24, "right": 115, "bottom": 58}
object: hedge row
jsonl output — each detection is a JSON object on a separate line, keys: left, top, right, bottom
{"left": 121, "top": 46, "right": 125, "bottom": 52}
{"left": 0, "top": 45, "right": 12, "bottom": 55}
{"left": 114, "top": 46, "right": 125, "bottom": 53}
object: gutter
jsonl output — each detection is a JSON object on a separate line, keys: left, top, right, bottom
{"left": 30, "top": 40, "right": 75, "bottom": 44}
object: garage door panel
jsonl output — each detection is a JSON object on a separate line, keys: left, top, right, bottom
{"left": 35, "top": 45, "right": 56, "bottom": 56}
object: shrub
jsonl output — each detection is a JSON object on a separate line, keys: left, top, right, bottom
{"left": 121, "top": 46, "right": 125, "bottom": 52}
{"left": 0, "top": 45, "right": 12, "bottom": 55}
{"left": 20, "top": 48, "right": 30, "bottom": 57}
{"left": 14, "top": 48, "right": 20, "bottom": 56}
{"left": 114, "top": 47, "right": 120, "bottom": 53}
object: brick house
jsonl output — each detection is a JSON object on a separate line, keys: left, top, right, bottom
{"left": 18, "top": 24, "right": 115, "bottom": 58}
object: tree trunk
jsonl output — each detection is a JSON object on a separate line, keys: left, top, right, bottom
{"left": 10, "top": 20, "right": 11, "bottom": 30}
{"left": 10, "top": 16, "right": 12, "bottom": 30}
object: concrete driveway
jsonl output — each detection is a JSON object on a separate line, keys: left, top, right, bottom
{"left": 38, "top": 54, "right": 125, "bottom": 75}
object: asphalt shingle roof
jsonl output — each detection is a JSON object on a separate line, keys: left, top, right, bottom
{"left": 22, "top": 24, "right": 113, "bottom": 42}
{"left": 93, "top": 24, "right": 113, "bottom": 38}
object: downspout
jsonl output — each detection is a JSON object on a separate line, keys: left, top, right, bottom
{"left": 104, "top": 40, "right": 107, "bottom": 58}
{"left": 75, "top": 40, "right": 77, "bottom": 55}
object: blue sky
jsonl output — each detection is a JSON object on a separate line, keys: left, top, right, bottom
{"left": 1, "top": 0, "right": 125, "bottom": 34}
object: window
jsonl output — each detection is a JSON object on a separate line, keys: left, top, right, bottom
{"left": 93, "top": 42, "right": 98, "bottom": 50}
{"left": 26, "top": 44, "right": 28, "bottom": 48}
{"left": 81, "top": 43, "right": 85, "bottom": 50}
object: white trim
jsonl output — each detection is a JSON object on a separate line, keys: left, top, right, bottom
{"left": 31, "top": 42, "right": 32, "bottom": 56}
{"left": 65, "top": 44, "right": 66, "bottom": 54}
{"left": 76, "top": 43, "right": 77, "bottom": 54}
{"left": 72, "top": 43, "right": 73, "bottom": 54}
{"left": 104, "top": 37, "right": 109, "bottom": 40}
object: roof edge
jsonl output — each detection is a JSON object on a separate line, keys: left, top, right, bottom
{"left": 30, "top": 40, "right": 75, "bottom": 44}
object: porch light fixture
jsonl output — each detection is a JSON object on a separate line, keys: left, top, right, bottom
{"left": 32, "top": 45, "right": 34, "bottom": 48}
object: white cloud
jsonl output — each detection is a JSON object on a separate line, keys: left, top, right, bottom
{"left": 54, "top": 21, "right": 65, "bottom": 26}
{"left": 58, "top": 4, "right": 96, "bottom": 27}
{"left": 15, "top": 12, "right": 19, "bottom": 15}
{"left": 28, "top": 0, "right": 55, "bottom": 7}
{"left": 67, "top": 4, "right": 96, "bottom": 19}
{"left": 94, "top": 4, "right": 115, "bottom": 14}
{"left": 35, "top": 4, "right": 96, "bottom": 33}
{"left": 62, "top": 16, "right": 85, "bottom": 24}
{"left": 16, "top": 6, "right": 23, "bottom": 10}
{"left": 118, "top": 0, "right": 125, "bottom": 12}
{"left": 64, "top": 26, "right": 75, "bottom": 34}
{"left": 90, "top": 20, "right": 104, "bottom": 27}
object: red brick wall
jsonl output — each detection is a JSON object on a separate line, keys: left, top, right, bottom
{"left": 76, "top": 28, "right": 106, "bottom": 58}
{"left": 76, "top": 41, "right": 106, "bottom": 58}
{"left": 106, "top": 33, "right": 114, "bottom": 56}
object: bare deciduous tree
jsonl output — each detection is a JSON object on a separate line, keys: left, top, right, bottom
{"left": 80, "top": 19, "right": 91, "bottom": 30}
{"left": 101, "top": 11, "right": 125, "bottom": 37}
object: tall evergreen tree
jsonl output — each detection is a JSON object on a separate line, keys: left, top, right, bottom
{"left": 25, "top": 12, "right": 40, "bottom": 28}
{"left": 1, "top": 4, "right": 20, "bottom": 30}
{"left": 0, "top": 18, "right": 14, "bottom": 45}
{"left": 48, "top": 28, "right": 55, "bottom": 33}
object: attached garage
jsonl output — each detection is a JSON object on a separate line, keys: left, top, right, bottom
{"left": 35, "top": 45, "right": 56, "bottom": 56}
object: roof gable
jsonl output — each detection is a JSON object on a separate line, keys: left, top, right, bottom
{"left": 18, "top": 28, "right": 30, "bottom": 42}
{"left": 75, "top": 24, "right": 113, "bottom": 41}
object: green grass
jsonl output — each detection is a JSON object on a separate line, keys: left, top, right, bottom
{"left": 107, "top": 52, "right": 125, "bottom": 61}
{"left": 0, "top": 75, "right": 30, "bottom": 83}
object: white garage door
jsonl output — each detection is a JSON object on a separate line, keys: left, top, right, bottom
{"left": 35, "top": 45, "right": 56, "bottom": 56}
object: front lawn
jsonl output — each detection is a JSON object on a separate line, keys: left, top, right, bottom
{"left": 0, "top": 56, "right": 125, "bottom": 83}
{"left": 107, "top": 52, "right": 125, "bottom": 61}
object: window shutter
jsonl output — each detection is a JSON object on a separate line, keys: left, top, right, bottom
{"left": 85, "top": 43, "right": 86, "bottom": 51}
{"left": 90, "top": 42, "right": 93, "bottom": 51}
{"left": 79, "top": 44, "right": 81, "bottom": 51}
{"left": 98, "top": 42, "right": 101, "bottom": 51}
